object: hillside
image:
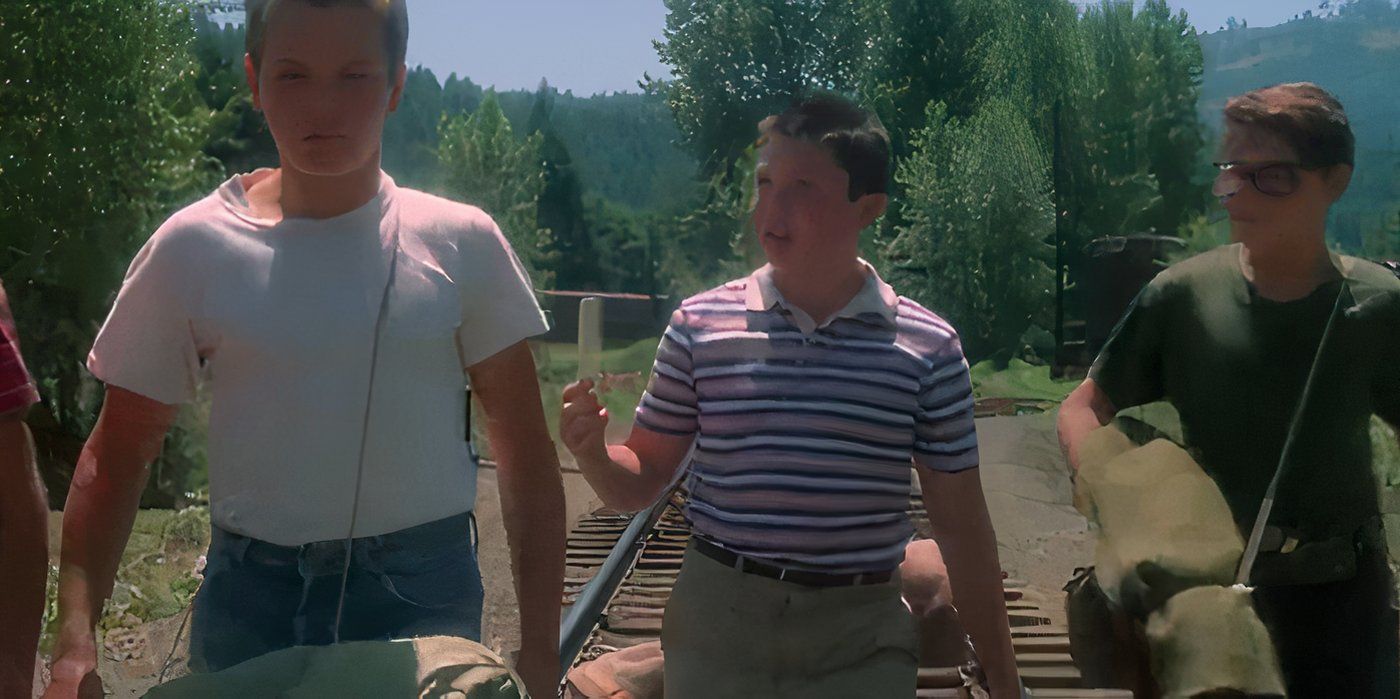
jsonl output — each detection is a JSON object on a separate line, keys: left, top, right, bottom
{"left": 1198, "top": 7, "right": 1400, "bottom": 250}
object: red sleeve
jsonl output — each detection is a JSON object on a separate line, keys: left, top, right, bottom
{"left": 0, "top": 281, "right": 41, "bottom": 414}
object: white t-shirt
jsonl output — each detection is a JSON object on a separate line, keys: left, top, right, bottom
{"left": 88, "top": 170, "right": 549, "bottom": 545}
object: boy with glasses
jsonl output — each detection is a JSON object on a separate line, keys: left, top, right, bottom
{"left": 1059, "top": 82, "right": 1400, "bottom": 697}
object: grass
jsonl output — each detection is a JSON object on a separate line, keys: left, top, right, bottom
{"left": 41, "top": 506, "right": 210, "bottom": 654}
{"left": 969, "top": 358, "right": 1080, "bottom": 402}
{"left": 472, "top": 338, "right": 660, "bottom": 462}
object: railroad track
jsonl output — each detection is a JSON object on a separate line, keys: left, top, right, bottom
{"left": 560, "top": 491, "right": 1130, "bottom": 698}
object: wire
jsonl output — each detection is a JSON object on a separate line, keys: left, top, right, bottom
{"left": 332, "top": 229, "right": 400, "bottom": 643}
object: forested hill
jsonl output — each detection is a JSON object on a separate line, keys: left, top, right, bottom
{"left": 1197, "top": 3, "right": 1400, "bottom": 249}
{"left": 381, "top": 70, "right": 699, "bottom": 212}
{"left": 192, "top": 15, "right": 698, "bottom": 212}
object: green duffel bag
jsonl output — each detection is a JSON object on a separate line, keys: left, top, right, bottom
{"left": 144, "top": 636, "right": 526, "bottom": 699}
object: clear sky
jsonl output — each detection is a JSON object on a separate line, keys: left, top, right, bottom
{"left": 1076, "top": 0, "right": 1335, "bottom": 34}
{"left": 213, "top": 1, "right": 1343, "bottom": 95}
{"left": 402, "top": 1, "right": 672, "bottom": 96}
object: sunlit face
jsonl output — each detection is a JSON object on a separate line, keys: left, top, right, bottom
{"left": 1215, "top": 121, "right": 1346, "bottom": 248}
{"left": 245, "top": 2, "right": 404, "bottom": 177}
{"left": 752, "top": 133, "right": 885, "bottom": 272}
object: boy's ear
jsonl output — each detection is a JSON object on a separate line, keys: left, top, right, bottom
{"left": 857, "top": 192, "right": 888, "bottom": 228}
{"left": 388, "top": 63, "right": 407, "bottom": 113}
{"left": 1323, "top": 164, "right": 1352, "bottom": 203}
{"left": 244, "top": 54, "right": 262, "bottom": 111}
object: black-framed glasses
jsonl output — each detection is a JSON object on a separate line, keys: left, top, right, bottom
{"left": 1211, "top": 161, "right": 1318, "bottom": 198}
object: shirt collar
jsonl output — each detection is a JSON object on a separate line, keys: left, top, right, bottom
{"left": 745, "top": 259, "right": 900, "bottom": 331}
{"left": 1231, "top": 242, "right": 1351, "bottom": 306}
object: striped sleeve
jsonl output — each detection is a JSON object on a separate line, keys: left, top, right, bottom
{"left": 912, "top": 337, "right": 978, "bottom": 473}
{"left": 633, "top": 308, "right": 699, "bottom": 437}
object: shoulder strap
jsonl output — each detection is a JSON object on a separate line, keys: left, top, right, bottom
{"left": 332, "top": 223, "right": 401, "bottom": 642}
{"left": 1234, "top": 280, "right": 1349, "bottom": 585}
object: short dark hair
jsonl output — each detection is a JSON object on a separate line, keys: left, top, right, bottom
{"left": 758, "top": 94, "right": 891, "bottom": 202}
{"left": 245, "top": 0, "right": 409, "bottom": 79}
{"left": 1223, "top": 82, "right": 1354, "bottom": 168}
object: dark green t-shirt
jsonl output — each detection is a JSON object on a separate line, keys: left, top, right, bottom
{"left": 1090, "top": 243, "right": 1400, "bottom": 541}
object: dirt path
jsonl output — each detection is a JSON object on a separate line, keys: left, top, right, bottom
{"left": 974, "top": 412, "right": 1093, "bottom": 624}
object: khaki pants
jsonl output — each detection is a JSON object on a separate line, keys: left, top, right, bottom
{"left": 661, "top": 544, "right": 918, "bottom": 698}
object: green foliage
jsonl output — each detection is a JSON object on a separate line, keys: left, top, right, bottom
{"left": 651, "top": 0, "right": 868, "bottom": 176}
{"left": 40, "top": 507, "right": 212, "bottom": 651}
{"left": 657, "top": 146, "right": 761, "bottom": 297}
{"left": 1361, "top": 206, "right": 1400, "bottom": 261}
{"left": 437, "top": 93, "right": 555, "bottom": 288}
{"left": 857, "top": 0, "right": 981, "bottom": 163}
{"left": 521, "top": 90, "right": 699, "bottom": 213}
{"left": 516, "top": 338, "right": 662, "bottom": 464}
{"left": 585, "top": 198, "right": 665, "bottom": 295}
{"left": 529, "top": 81, "right": 597, "bottom": 290}
{"left": 1175, "top": 213, "right": 1232, "bottom": 260}
{"left": 1068, "top": 0, "right": 1208, "bottom": 242}
{"left": 189, "top": 15, "right": 278, "bottom": 176}
{"left": 381, "top": 66, "right": 454, "bottom": 191}
{"left": 651, "top": 0, "right": 1212, "bottom": 358}
{"left": 969, "top": 358, "right": 1080, "bottom": 401}
{"left": 1, "top": 0, "right": 220, "bottom": 504}
{"left": 887, "top": 99, "right": 1056, "bottom": 361}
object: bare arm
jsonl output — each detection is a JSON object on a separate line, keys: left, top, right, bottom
{"left": 918, "top": 465, "right": 1020, "bottom": 699}
{"left": 0, "top": 408, "right": 47, "bottom": 698}
{"left": 45, "top": 386, "right": 176, "bottom": 697}
{"left": 559, "top": 380, "right": 693, "bottom": 513}
{"left": 467, "top": 341, "right": 564, "bottom": 699}
{"left": 1056, "top": 378, "right": 1117, "bottom": 474}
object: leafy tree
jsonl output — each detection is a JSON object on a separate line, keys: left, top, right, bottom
{"left": 382, "top": 66, "right": 449, "bottom": 191}
{"left": 886, "top": 100, "right": 1056, "bottom": 362}
{"left": 585, "top": 198, "right": 661, "bottom": 295}
{"left": 1362, "top": 204, "right": 1400, "bottom": 261}
{"left": 1070, "top": 0, "right": 1207, "bottom": 240}
{"left": 657, "top": 146, "right": 761, "bottom": 297}
{"left": 528, "top": 80, "right": 595, "bottom": 289}
{"left": 650, "top": 0, "right": 867, "bottom": 176}
{"left": 437, "top": 92, "right": 555, "bottom": 287}
{"left": 190, "top": 15, "right": 278, "bottom": 176}
{"left": 857, "top": 0, "right": 981, "bottom": 163}
{"left": 442, "top": 72, "right": 485, "bottom": 116}
{"left": 1, "top": 0, "right": 220, "bottom": 505}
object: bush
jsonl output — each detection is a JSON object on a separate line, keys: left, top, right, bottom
{"left": 885, "top": 99, "right": 1056, "bottom": 362}
{"left": 1, "top": 0, "right": 221, "bottom": 507}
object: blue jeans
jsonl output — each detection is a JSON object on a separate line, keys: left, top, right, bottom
{"left": 188, "top": 511, "right": 484, "bottom": 673}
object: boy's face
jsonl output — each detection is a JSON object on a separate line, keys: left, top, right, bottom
{"left": 752, "top": 133, "right": 886, "bottom": 272}
{"left": 245, "top": 2, "right": 405, "bottom": 178}
{"left": 1216, "top": 121, "right": 1349, "bottom": 250}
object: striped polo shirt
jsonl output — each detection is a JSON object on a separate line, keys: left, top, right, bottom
{"left": 634, "top": 262, "right": 979, "bottom": 574}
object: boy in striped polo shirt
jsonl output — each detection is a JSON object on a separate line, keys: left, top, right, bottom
{"left": 561, "top": 95, "right": 1019, "bottom": 698}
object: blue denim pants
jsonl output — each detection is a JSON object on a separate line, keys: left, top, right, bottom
{"left": 188, "top": 511, "right": 484, "bottom": 673}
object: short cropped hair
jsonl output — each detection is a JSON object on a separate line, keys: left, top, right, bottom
{"left": 1223, "top": 82, "right": 1354, "bottom": 168}
{"left": 245, "top": 0, "right": 409, "bottom": 79}
{"left": 758, "top": 94, "right": 891, "bottom": 202}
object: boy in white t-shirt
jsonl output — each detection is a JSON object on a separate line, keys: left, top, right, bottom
{"left": 43, "top": 2, "right": 564, "bottom": 697}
